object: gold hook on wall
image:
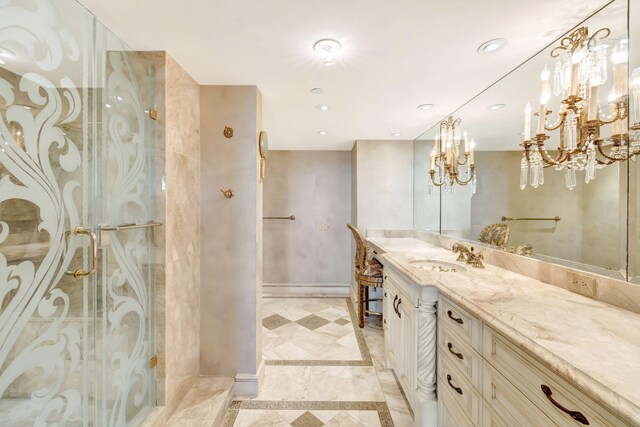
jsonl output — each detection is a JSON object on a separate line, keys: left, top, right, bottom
{"left": 223, "top": 126, "right": 234, "bottom": 138}
{"left": 221, "top": 189, "right": 234, "bottom": 198}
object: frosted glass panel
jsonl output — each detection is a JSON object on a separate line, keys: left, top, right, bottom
{"left": 0, "top": 1, "right": 157, "bottom": 425}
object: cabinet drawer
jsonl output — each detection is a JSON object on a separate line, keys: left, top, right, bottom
{"left": 385, "top": 267, "right": 420, "bottom": 307}
{"left": 439, "top": 383, "right": 476, "bottom": 427}
{"left": 483, "top": 326, "right": 628, "bottom": 427}
{"left": 438, "top": 320, "right": 482, "bottom": 392}
{"left": 439, "top": 296, "right": 482, "bottom": 353}
{"left": 482, "top": 362, "right": 555, "bottom": 427}
{"left": 439, "top": 354, "right": 482, "bottom": 426}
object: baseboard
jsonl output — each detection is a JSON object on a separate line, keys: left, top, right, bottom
{"left": 263, "top": 283, "right": 350, "bottom": 298}
{"left": 233, "top": 359, "right": 265, "bottom": 399}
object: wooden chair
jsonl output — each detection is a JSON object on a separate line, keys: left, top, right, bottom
{"left": 347, "top": 224, "right": 383, "bottom": 328}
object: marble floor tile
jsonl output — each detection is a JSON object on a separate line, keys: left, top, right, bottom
{"left": 255, "top": 366, "right": 310, "bottom": 401}
{"left": 308, "top": 366, "right": 385, "bottom": 401}
{"left": 232, "top": 410, "right": 290, "bottom": 427}
{"left": 170, "top": 377, "right": 234, "bottom": 420}
{"left": 295, "top": 314, "right": 330, "bottom": 330}
{"left": 221, "top": 297, "right": 409, "bottom": 427}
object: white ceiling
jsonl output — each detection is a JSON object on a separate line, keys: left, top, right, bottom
{"left": 77, "top": 0, "right": 615, "bottom": 150}
{"left": 416, "top": 0, "right": 629, "bottom": 151}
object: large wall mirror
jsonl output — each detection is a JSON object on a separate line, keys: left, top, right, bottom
{"left": 415, "top": 0, "right": 635, "bottom": 281}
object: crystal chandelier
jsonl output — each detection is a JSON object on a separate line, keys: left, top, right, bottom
{"left": 520, "top": 27, "right": 630, "bottom": 190}
{"left": 429, "top": 116, "right": 476, "bottom": 195}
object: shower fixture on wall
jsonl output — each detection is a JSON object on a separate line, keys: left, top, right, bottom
{"left": 429, "top": 115, "right": 477, "bottom": 195}
{"left": 520, "top": 26, "right": 631, "bottom": 190}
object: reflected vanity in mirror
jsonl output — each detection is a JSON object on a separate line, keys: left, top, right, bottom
{"left": 414, "top": 1, "right": 632, "bottom": 280}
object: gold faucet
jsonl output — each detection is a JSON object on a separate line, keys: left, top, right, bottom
{"left": 452, "top": 243, "right": 485, "bottom": 269}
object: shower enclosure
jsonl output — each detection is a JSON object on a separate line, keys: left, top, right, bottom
{"left": 0, "top": 0, "right": 158, "bottom": 425}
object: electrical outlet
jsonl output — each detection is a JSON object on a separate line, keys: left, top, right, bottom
{"left": 566, "top": 271, "right": 596, "bottom": 298}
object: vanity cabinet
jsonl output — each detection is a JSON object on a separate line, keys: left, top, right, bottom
{"left": 436, "top": 295, "right": 629, "bottom": 427}
{"left": 383, "top": 266, "right": 439, "bottom": 427}
{"left": 383, "top": 276, "right": 417, "bottom": 396}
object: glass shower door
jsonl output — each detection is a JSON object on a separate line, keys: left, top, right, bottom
{"left": 94, "top": 26, "right": 157, "bottom": 426}
{"left": 0, "top": 0, "right": 99, "bottom": 425}
{"left": 0, "top": 1, "right": 157, "bottom": 425}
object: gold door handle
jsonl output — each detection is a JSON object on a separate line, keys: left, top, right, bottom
{"left": 65, "top": 227, "right": 98, "bottom": 278}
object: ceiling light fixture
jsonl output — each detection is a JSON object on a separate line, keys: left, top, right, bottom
{"left": 417, "top": 104, "right": 434, "bottom": 110}
{"left": 313, "top": 39, "right": 342, "bottom": 65}
{"left": 316, "top": 104, "right": 331, "bottom": 111}
{"left": 477, "top": 38, "right": 508, "bottom": 54}
{"left": 391, "top": 132, "right": 402, "bottom": 137}
{"left": 317, "top": 130, "right": 328, "bottom": 135}
{"left": 0, "top": 47, "right": 15, "bottom": 58}
{"left": 311, "top": 88, "right": 324, "bottom": 95}
{"left": 487, "top": 103, "right": 506, "bottom": 110}
{"left": 0, "top": 58, "right": 5, "bottom": 65}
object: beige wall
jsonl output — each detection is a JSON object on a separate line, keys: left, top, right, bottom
{"left": 154, "top": 54, "right": 202, "bottom": 416}
{"left": 199, "top": 86, "right": 263, "bottom": 392}
{"left": 352, "top": 140, "right": 414, "bottom": 299}
{"left": 263, "top": 151, "right": 351, "bottom": 285}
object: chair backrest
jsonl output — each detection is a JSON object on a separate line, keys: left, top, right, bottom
{"left": 347, "top": 223, "right": 367, "bottom": 271}
{"left": 478, "top": 223, "right": 511, "bottom": 247}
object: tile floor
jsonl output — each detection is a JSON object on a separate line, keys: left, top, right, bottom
{"left": 223, "top": 298, "right": 413, "bottom": 427}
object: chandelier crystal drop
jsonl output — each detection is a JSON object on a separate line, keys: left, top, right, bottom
{"left": 429, "top": 116, "right": 477, "bottom": 194}
{"left": 520, "top": 26, "right": 633, "bottom": 190}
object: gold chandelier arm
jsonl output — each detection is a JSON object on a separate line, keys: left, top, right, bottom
{"left": 454, "top": 172, "right": 474, "bottom": 185}
{"left": 594, "top": 140, "right": 623, "bottom": 164}
{"left": 535, "top": 137, "right": 568, "bottom": 167}
{"left": 543, "top": 110, "right": 566, "bottom": 132}
{"left": 429, "top": 170, "right": 446, "bottom": 187}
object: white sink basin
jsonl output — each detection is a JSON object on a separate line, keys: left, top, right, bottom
{"left": 407, "top": 258, "right": 465, "bottom": 272}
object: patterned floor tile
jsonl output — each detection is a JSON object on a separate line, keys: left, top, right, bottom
{"left": 295, "top": 314, "right": 330, "bottom": 330}
{"left": 333, "top": 318, "right": 350, "bottom": 326}
{"left": 289, "top": 411, "right": 323, "bottom": 427}
{"left": 220, "top": 298, "right": 410, "bottom": 426}
{"left": 263, "top": 314, "right": 292, "bottom": 330}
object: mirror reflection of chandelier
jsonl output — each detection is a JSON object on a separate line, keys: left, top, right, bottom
{"left": 520, "top": 26, "right": 630, "bottom": 191}
{"left": 429, "top": 116, "right": 476, "bottom": 195}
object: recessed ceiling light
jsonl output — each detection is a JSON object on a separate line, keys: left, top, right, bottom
{"left": 487, "top": 103, "right": 506, "bottom": 110}
{"left": 105, "top": 103, "right": 112, "bottom": 108}
{"left": 417, "top": 104, "right": 434, "bottom": 110}
{"left": 316, "top": 104, "right": 331, "bottom": 111}
{"left": 313, "top": 39, "right": 341, "bottom": 65}
{"left": 311, "top": 88, "right": 324, "bottom": 95}
{"left": 317, "top": 130, "right": 328, "bottom": 135}
{"left": 391, "top": 132, "right": 402, "bottom": 137}
{"left": 0, "top": 47, "right": 15, "bottom": 58}
{"left": 477, "top": 38, "right": 507, "bottom": 54}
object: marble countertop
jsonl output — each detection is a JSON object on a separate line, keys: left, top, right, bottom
{"left": 367, "top": 237, "right": 640, "bottom": 425}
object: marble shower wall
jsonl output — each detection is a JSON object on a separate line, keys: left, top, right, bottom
{"left": 263, "top": 151, "right": 351, "bottom": 286}
{"left": 149, "top": 52, "right": 201, "bottom": 417}
{"left": 200, "top": 86, "right": 263, "bottom": 392}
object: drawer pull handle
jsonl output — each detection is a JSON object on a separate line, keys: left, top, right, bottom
{"left": 447, "top": 342, "right": 464, "bottom": 360}
{"left": 446, "top": 374, "right": 463, "bottom": 395}
{"left": 393, "top": 295, "right": 399, "bottom": 314}
{"left": 396, "top": 298, "right": 402, "bottom": 318}
{"left": 541, "top": 385, "right": 589, "bottom": 425}
{"left": 447, "top": 310, "right": 464, "bottom": 324}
